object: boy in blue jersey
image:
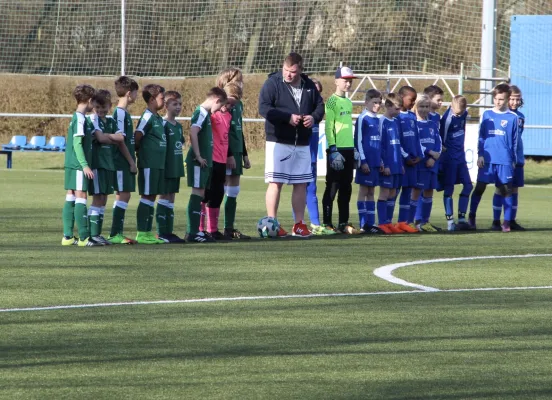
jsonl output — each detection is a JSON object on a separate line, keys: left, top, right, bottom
{"left": 424, "top": 85, "right": 444, "bottom": 126}
{"left": 469, "top": 83, "right": 519, "bottom": 232}
{"left": 395, "top": 86, "right": 423, "bottom": 233}
{"left": 440, "top": 95, "right": 473, "bottom": 231}
{"left": 408, "top": 95, "right": 442, "bottom": 232}
{"left": 355, "top": 89, "right": 385, "bottom": 234}
{"left": 492, "top": 85, "right": 526, "bottom": 231}
{"left": 377, "top": 93, "right": 405, "bottom": 234}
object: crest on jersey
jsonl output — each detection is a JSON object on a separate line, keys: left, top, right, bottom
{"left": 501, "top": 120, "right": 508, "bottom": 128}
{"left": 410, "top": 121, "right": 415, "bottom": 128}
{"left": 162, "top": 133, "right": 167, "bottom": 141}
{"left": 175, "top": 142, "right": 182, "bottom": 149}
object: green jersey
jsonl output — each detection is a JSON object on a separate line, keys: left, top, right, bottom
{"left": 228, "top": 100, "right": 244, "bottom": 153}
{"left": 325, "top": 94, "right": 354, "bottom": 149}
{"left": 136, "top": 109, "right": 167, "bottom": 169}
{"left": 163, "top": 119, "right": 185, "bottom": 178}
{"left": 185, "top": 106, "right": 213, "bottom": 167}
{"left": 113, "top": 107, "right": 136, "bottom": 170}
{"left": 64, "top": 112, "right": 94, "bottom": 170}
{"left": 87, "top": 114, "right": 117, "bottom": 171}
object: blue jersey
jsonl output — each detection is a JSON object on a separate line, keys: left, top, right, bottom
{"left": 429, "top": 112, "right": 441, "bottom": 126}
{"left": 310, "top": 123, "right": 320, "bottom": 163}
{"left": 510, "top": 109, "right": 525, "bottom": 165}
{"left": 440, "top": 107, "right": 468, "bottom": 163}
{"left": 418, "top": 119, "right": 442, "bottom": 173}
{"left": 354, "top": 110, "right": 381, "bottom": 168}
{"left": 379, "top": 117, "right": 403, "bottom": 174}
{"left": 397, "top": 111, "right": 422, "bottom": 159}
{"left": 478, "top": 109, "right": 518, "bottom": 166}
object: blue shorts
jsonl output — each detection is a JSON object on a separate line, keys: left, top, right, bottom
{"left": 380, "top": 173, "right": 401, "bottom": 189}
{"left": 356, "top": 167, "right": 379, "bottom": 187}
{"left": 417, "top": 170, "right": 438, "bottom": 190}
{"left": 441, "top": 161, "right": 472, "bottom": 186}
{"left": 477, "top": 163, "right": 514, "bottom": 185}
{"left": 513, "top": 165, "right": 524, "bottom": 187}
{"left": 401, "top": 164, "right": 418, "bottom": 188}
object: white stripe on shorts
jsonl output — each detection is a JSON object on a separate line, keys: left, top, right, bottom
{"left": 76, "top": 170, "right": 84, "bottom": 191}
{"left": 194, "top": 166, "right": 200, "bottom": 188}
{"left": 117, "top": 170, "right": 123, "bottom": 192}
{"left": 144, "top": 168, "right": 151, "bottom": 195}
{"left": 93, "top": 169, "right": 100, "bottom": 194}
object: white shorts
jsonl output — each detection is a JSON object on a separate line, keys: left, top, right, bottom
{"left": 264, "top": 142, "right": 313, "bottom": 184}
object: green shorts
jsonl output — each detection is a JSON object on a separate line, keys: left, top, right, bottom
{"left": 89, "top": 168, "right": 115, "bottom": 195}
{"left": 115, "top": 168, "right": 136, "bottom": 193}
{"left": 187, "top": 163, "right": 212, "bottom": 189}
{"left": 64, "top": 168, "right": 88, "bottom": 192}
{"left": 138, "top": 168, "right": 166, "bottom": 195}
{"left": 227, "top": 152, "right": 243, "bottom": 176}
{"left": 164, "top": 177, "right": 181, "bottom": 194}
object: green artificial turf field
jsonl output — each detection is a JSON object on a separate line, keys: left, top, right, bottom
{"left": 2, "top": 152, "right": 552, "bottom": 399}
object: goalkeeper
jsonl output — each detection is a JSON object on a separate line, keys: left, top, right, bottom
{"left": 321, "top": 66, "right": 360, "bottom": 234}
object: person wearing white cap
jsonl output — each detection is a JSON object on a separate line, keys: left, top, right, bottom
{"left": 321, "top": 66, "right": 361, "bottom": 234}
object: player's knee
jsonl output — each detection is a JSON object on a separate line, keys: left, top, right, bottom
{"left": 226, "top": 185, "right": 240, "bottom": 198}
{"left": 460, "top": 183, "right": 473, "bottom": 196}
{"left": 443, "top": 185, "right": 454, "bottom": 197}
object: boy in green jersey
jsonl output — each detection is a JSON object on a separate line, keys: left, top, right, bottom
{"left": 322, "top": 66, "right": 361, "bottom": 235}
{"left": 157, "top": 91, "right": 186, "bottom": 243}
{"left": 108, "top": 76, "right": 139, "bottom": 244}
{"left": 134, "top": 84, "right": 167, "bottom": 244}
{"left": 62, "top": 85, "right": 124, "bottom": 247}
{"left": 185, "top": 87, "right": 227, "bottom": 243}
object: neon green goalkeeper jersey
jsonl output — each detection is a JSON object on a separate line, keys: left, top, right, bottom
{"left": 325, "top": 94, "right": 354, "bottom": 149}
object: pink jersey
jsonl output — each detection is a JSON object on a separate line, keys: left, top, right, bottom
{"left": 211, "top": 111, "right": 231, "bottom": 164}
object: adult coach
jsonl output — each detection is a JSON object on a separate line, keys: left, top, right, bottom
{"left": 258, "top": 52, "right": 325, "bottom": 237}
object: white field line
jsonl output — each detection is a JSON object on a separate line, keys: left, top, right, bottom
{"left": 373, "top": 254, "right": 552, "bottom": 291}
{"left": 2, "top": 254, "right": 552, "bottom": 313}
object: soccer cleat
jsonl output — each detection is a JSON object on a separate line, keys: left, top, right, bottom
{"left": 338, "top": 223, "right": 361, "bottom": 235}
{"left": 420, "top": 223, "right": 438, "bottom": 233}
{"left": 456, "top": 221, "right": 473, "bottom": 231}
{"left": 61, "top": 236, "right": 78, "bottom": 246}
{"left": 468, "top": 214, "right": 477, "bottom": 230}
{"left": 185, "top": 231, "right": 216, "bottom": 243}
{"left": 276, "top": 226, "right": 289, "bottom": 238}
{"left": 292, "top": 221, "right": 312, "bottom": 238}
{"left": 311, "top": 224, "right": 337, "bottom": 236}
{"left": 427, "top": 223, "right": 443, "bottom": 232}
{"left": 223, "top": 228, "right": 251, "bottom": 240}
{"left": 491, "top": 220, "right": 502, "bottom": 231}
{"left": 77, "top": 237, "right": 103, "bottom": 247}
{"left": 135, "top": 231, "right": 165, "bottom": 244}
{"left": 362, "top": 225, "right": 386, "bottom": 235}
{"left": 92, "top": 235, "right": 112, "bottom": 245}
{"left": 378, "top": 224, "right": 393, "bottom": 234}
{"left": 158, "top": 233, "right": 185, "bottom": 243}
{"left": 510, "top": 220, "right": 526, "bottom": 231}
{"left": 447, "top": 222, "right": 457, "bottom": 232}
{"left": 206, "top": 231, "right": 226, "bottom": 241}
{"left": 502, "top": 221, "right": 511, "bottom": 233}
{"left": 409, "top": 223, "right": 421, "bottom": 232}
{"left": 324, "top": 224, "right": 337, "bottom": 233}
{"left": 385, "top": 223, "right": 404, "bottom": 234}
{"left": 107, "top": 233, "right": 136, "bottom": 244}
{"left": 396, "top": 222, "right": 419, "bottom": 233}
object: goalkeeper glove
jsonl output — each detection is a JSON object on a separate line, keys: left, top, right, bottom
{"left": 353, "top": 148, "right": 361, "bottom": 169}
{"left": 329, "top": 146, "right": 345, "bottom": 171}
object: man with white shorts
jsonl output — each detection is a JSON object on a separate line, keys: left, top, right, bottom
{"left": 258, "top": 52, "right": 325, "bottom": 237}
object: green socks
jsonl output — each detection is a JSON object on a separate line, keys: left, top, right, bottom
{"left": 137, "top": 198, "right": 155, "bottom": 232}
{"left": 88, "top": 206, "right": 101, "bottom": 237}
{"left": 156, "top": 200, "right": 171, "bottom": 235}
{"left": 167, "top": 203, "right": 175, "bottom": 234}
{"left": 62, "top": 194, "right": 76, "bottom": 237}
{"left": 74, "top": 199, "right": 90, "bottom": 240}
{"left": 224, "top": 195, "right": 237, "bottom": 229}
{"left": 110, "top": 201, "right": 127, "bottom": 237}
{"left": 187, "top": 194, "right": 203, "bottom": 234}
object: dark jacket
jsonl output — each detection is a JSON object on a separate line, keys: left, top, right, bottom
{"left": 258, "top": 71, "right": 325, "bottom": 145}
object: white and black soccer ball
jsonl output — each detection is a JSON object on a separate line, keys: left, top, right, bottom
{"left": 257, "top": 216, "right": 280, "bottom": 238}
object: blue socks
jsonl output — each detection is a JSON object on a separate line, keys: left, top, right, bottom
{"left": 357, "top": 201, "right": 376, "bottom": 228}
{"left": 421, "top": 196, "right": 433, "bottom": 223}
{"left": 377, "top": 200, "right": 387, "bottom": 226}
{"left": 386, "top": 197, "right": 396, "bottom": 224}
{"left": 408, "top": 199, "right": 418, "bottom": 224}
{"left": 511, "top": 193, "right": 519, "bottom": 221}
{"left": 398, "top": 188, "right": 411, "bottom": 222}
{"left": 492, "top": 194, "right": 503, "bottom": 221}
{"left": 504, "top": 195, "right": 514, "bottom": 222}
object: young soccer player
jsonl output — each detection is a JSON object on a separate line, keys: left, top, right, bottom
{"left": 156, "top": 90, "right": 186, "bottom": 243}
{"left": 200, "top": 83, "right": 241, "bottom": 240}
{"left": 108, "top": 76, "right": 139, "bottom": 244}
{"left": 492, "top": 85, "right": 526, "bottom": 231}
{"left": 439, "top": 95, "right": 473, "bottom": 231}
{"left": 62, "top": 84, "right": 121, "bottom": 247}
{"left": 424, "top": 85, "right": 444, "bottom": 126}
{"left": 322, "top": 66, "right": 361, "bottom": 234}
{"left": 134, "top": 84, "right": 167, "bottom": 244}
{"left": 395, "top": 85, "right": 422, "bottom": 233}
{"left": 354, "top": 89, "right": 385, "bottom": 234}
{"left": 408, "top": 95, "right": 442, "bottom": 232}
{"left": 185, "top": 87, "right": 227, "bottom": 243}
{"left": 469, "top": 83, "right": 518, "bottom": 232}
{"left": 87, "top": 89, "right": 130, "bottom": 244}
{"left": 216, "top": 68, "right": 251, "bottom": 240}
{"left": 377, "top": 93, "right": 404, "bottom": 233}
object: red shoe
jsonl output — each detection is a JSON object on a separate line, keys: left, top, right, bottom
{"left": 378, "top": 224, "right": 393, "bottom": 234}
{"left": 396, "top": 222, "right": 419, "bottom": 233}
{"left": 385, "top": 223, "right": 404, "bottom": 234}
{"left": 292, "top": 221, "right": 312, "bottom": 238}
{"left": 277, "top": 226, "right": 289, "bottom": 237}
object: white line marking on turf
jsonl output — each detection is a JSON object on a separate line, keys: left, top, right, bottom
{"left": 2, "top": 254, "right": 552, "bottom": 313}
{"left": 373, "top": 254, "right": 552, "bottom": 291}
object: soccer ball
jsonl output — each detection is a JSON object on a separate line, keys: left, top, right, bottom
{"left": 257, "top": 216, "right": 280, "bottom": 238}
